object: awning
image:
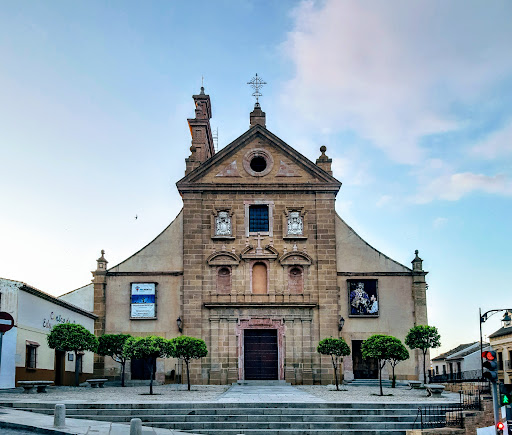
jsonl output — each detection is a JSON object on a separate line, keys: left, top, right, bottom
{"left": 26, "top": 340, "right": 40, "bottom": 347}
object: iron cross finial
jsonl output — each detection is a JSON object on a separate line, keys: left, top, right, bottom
{"left": 247, "top": 73, "right": 267, "bottom": 106}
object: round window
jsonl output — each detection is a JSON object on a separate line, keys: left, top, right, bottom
{"left": 243, "top": 148, "right": 273, "bottom": 177}
{"left": 250, "top": 156, "right": 267, "bottom": 172}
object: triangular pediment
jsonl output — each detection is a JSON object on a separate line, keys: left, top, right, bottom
{"left": 177, "top": 125, "right": 341, "bottom": 193}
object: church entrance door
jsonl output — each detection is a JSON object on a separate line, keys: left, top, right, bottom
{"left": 244, "top": 329, "right": 278, "bottom": 380}
{"left": 131, "top": 358, "right": 156, "bottom": 380}
{"left": 352, "top": 340, "right": 378, "bottom": 379}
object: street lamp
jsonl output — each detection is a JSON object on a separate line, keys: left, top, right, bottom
{"left": 176, "top": 317, "right": 183, "bottom": 333}
{"left": 338, "top": 317, "right": 345, "bottom": 331}
{"left": 479, "top": 308, "right": 512, "bottom": 379}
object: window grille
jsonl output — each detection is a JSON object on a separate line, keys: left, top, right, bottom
{"left": 26, "top": 345, "right": 37, "bottom": 369}
{"left": 249, "top": 205, "right": 269, "bottom": 232}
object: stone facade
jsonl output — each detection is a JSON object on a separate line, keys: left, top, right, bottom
{"left": 82, "top": 88, "right": 429, "bottom": 385}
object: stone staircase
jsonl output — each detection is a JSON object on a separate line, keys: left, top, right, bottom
{"left": 0, "top": 401, "right": 445, "bottom": 434}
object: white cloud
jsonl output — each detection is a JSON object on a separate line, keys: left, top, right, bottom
{"left": 433, "top": 217, "right": 448, "bottom": 229}
{"left": 472, "top": 122, "right": 512, "bottom": 159}
{"left": 376, "top": 195, "right": 392, "bottom": 208}
{"left": 414, "top": 172, "right": 512, "bottom": 203}
{"left": 280, "top": 0, "right": 512, "bottom": 165}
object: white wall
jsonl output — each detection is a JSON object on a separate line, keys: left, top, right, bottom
{"left": 17, "top": 289, "right": 95, "bottom": 375}
{"left": 0, "top": 327, "right": 17, "bottom": 389}
{"left": 58, "top": 283, "right": 94, "bottom": 312}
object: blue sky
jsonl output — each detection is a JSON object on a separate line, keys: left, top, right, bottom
{"left": 1, "top": 0, "right": 511, "bottom": 355}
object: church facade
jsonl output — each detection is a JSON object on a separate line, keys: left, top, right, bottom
{"left": 88, "top": 87, "right": 429, "bottom": 385}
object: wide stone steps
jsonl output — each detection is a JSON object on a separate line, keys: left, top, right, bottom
{"left": 0, "top": 402, "right": 449, "bottom": 434}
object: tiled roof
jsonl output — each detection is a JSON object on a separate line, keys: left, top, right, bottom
{"left": 489, "top": 325, "right": 512, "bottom": 339}
{"left": 431, "top": 342, "right": 478, "bottom": 361}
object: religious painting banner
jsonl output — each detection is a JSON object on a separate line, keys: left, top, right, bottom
{"left": 348, "top": 280, "right": 378, "bottom": 317}
{"left": 131, "top": 283, "right": 156, "bottom": 318}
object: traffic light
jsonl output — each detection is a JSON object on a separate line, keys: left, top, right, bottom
{"left": 500, "top": 383, "right": 512, "bottom": 406}
{"left": 482, "top": 350, "right": 498, "bottom": 382}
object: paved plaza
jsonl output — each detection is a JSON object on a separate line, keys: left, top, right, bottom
{"left": 0, "top": 383, "right": 460, "bottom": 434}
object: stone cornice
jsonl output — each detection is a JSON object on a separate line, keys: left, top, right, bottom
{"left": 106, "top": 271, "right": 183, "bottom": 276}
{"left": 177, "top": 183, "right": 341, "bottom": 193}
{"left": 204, "top": 302, "right": 318, "bottom": 309}
{"left": 337, "top": 271, "right": 428, "bottom": 276}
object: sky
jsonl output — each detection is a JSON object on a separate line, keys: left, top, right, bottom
{"left": 1, "top": 0, "right": 511, "bottom": 356}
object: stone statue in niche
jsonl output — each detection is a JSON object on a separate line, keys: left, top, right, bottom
{"left": 215, "top": 211, "right": 232, "bottom": 236}
{"left": 287, "top": 211, "right": 303, "bottom": 235}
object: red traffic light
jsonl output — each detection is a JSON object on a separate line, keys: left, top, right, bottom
{"left": 482, "top": 350, "right": 496, "bottom": 361}
{"left": 497, "top": 422, "right": 505, "bottom": 430}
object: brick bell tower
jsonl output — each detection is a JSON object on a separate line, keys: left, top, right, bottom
{"left": 185, "top": 86, "right": 215, "bottom": 175}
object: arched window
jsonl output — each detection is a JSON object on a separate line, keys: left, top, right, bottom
{"left": 252, "top": 262, "right": 268, "bottom": 294}
{"left": 217, "top": 267, "right": 231, "bottom": 294}
{"left": 288, "top": 266, "right": 304, "bottom": 294}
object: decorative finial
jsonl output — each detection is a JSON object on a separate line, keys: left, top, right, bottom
{"left": 247, "top": 73, "right": 267, "bottom": 107}
{"left": 200, "top": 76, "right": 205, "bottom": 95}
{"left": 101, "top": 249, "right": 105, "bottom": 256}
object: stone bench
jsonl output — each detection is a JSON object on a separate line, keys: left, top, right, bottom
{"left": 86, "top": 378, "right": 108, "bottom": 388}
{"left": 408, "top": 380, "right": 422, "bottom": 389}
{"left": 17, "top": 380, "right": 54, "bottom": 393}
{"left": 426, "top": 384, "right": 445, "bottom": 397}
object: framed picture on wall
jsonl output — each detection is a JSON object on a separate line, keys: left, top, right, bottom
{"left": 348, "top": 280, "right": 379, "bottom": 317}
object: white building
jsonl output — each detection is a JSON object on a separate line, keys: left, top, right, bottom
{"left": 431, "top": 341, "right": 490, "bottom": 382}
{"left": 0, "top": 278, "right": 97, "bottom": 389}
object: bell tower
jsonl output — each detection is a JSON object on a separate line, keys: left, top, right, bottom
{"left": 185, "top": 86, "right": 215, "bottom": 175}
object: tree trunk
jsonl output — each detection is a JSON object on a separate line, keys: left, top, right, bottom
{"left": 391, "top": 363, "right": 396, "bottom": 388}
{"left": 121, "top": 361, "right": 126, "bottom": 387}
{"left": 185, "top": 360, "right": 191, "bottom": 391}
{"left": 379, "top": 360, "right": 384, "bottom": 396}
{"left": 149, "top": 358, "right": 154, "bottom": 395}
{"left": 423, "top": 350, "right": 427, "bottom": 385}
{"left": 331, "top": 355, "right": 339, "bottom": 391}
{"left": 74, "top": 351, "right": 80, "bottom": 386}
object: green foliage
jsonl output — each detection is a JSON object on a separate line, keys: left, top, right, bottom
{"left": 168, "top": 336, "right": 208, "bottom": 391}
{"left": 47, "top": 322, "right": 98, "bottom": 387}
{"left": 387, "top": 337, "right": 409, "bottom": 363}
{"left": 47, "top": 323, "right": 98, "bottom": 353}
{"left": 317, "top": 337, "right": 350, "bottom": 391}
{"left": 123, "top": 336, "right": 171, "bottom": 360}
{"left": 317, "top": 337, "right": 351, "bottom": 358}
{"left": 361, "top": 335, "right": 392, "bottom": 361}
{"left": 405, "top": 325, "right": 441, "bottom": 385}
{"left": 168, "top": 336, "right": 208, "bottom": 362}
{"left": 97, "top": 334, "right": 132, "bottom": 387}
{"left": 405, "top": 325, "right": 441, "bottom": 351}
{"left": 123, "top": 335, "right": 171, "bottom": 394}
{"left": 97, "top": 334, "right": 131, "bottom": 361}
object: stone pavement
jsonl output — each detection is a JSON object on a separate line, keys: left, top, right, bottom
{"left": 216, "top": 383, "right": 324, "bottom": 403}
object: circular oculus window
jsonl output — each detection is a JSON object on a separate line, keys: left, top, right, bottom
{"left": 243, "top": 148, "right": 273, "bottom": 177}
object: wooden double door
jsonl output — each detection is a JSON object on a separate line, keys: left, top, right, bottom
{"left": 244, "top": 329, "right": 278, "bottom": 380}
{"left": 352, "top": 340, "right": 378, "bottom": 379}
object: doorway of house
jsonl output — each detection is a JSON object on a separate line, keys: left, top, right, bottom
{"left": 244, "top": 329, "right": 278, "bottom": 380}
{"left": 54, "top": 350, "right": 65, "bottom": 385}
{"left": 352, "top": 340, "right": 378, "bottom": 379}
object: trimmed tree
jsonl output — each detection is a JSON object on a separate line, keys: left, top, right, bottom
{"left": 361, "top": 334, "right": 396, "bottom": 396}
{"left": 168, "top": 336, "right": 208, "bottom": 391}
{"left": 97, "top": 334, "right": 131, "bottom": 387}
{"left": 123, "top": 336, "right": 171, "bottom": 395}
{"left": 317, "top": 337, "right": 351, "bottom": 391}
{"left": 386, "top": 337, "right": 410, "bottom": 388}
{"left": 405, "top": 325, "right": 441, "bottom": 385}
{"left": 47, "top": 322, "right": 98, "bottom": 386}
